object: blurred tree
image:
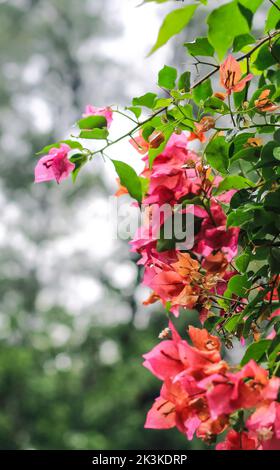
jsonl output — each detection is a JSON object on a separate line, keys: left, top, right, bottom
{"left": 0, "top": 0, "right": 207, "bottom": 450}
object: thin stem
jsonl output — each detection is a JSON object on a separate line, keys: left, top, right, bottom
{"left": 228, "top": 95, "right": 236, "bottom": 126}
{"left": 93, "top": 107, "right": 167, "bottom": 156}
{"left": 114, "top": 109, "right": 138, "bottom": 124}
{"left": 191, "top": 29, "right": 280, "bottom": 89}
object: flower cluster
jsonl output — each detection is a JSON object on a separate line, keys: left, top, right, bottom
{"left": 144, "top": 322, "right": 280, "bottom": 450}
{"left": 128, "top": 131, "right": 239, "bottom": 320}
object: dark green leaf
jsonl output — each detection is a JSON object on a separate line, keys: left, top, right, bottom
{"left": 233, "top": 33, "right": 255, "bottom": 52}
{"left": 241, "top": 339, "right": 271, "bottom": 366}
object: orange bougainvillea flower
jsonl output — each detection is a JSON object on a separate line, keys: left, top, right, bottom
{"left": 129, "top": 130, "right": 149, "bottom": 154}
{"left": 189, "top": 116, "right": 216, "bottom": 143}
{"left": 148, "top": 130, "right": 165, "bottom": 149}
{"left": 202, "top": 251, "right": 228, "bottom": 275}
{"left": 245, "top": 137, "right": 263, "bottom": 148}
{"left": 220, "top": 55, "right": 253, "bottom": 95}
{"left": 255, "top": 89, "right": 279, "bottom": 113}
{"left": 213, "top": 92, "right": 226, "bottom": 101}
{"left": 115, "top": 178, "right": 128, "bottom": 197}
{"left": 172, "top": 252, "right": 200, "bottom": 278}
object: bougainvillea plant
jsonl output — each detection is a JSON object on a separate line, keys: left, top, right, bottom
{"left": 35, "top": 0, "right": 280, "bottom": 450}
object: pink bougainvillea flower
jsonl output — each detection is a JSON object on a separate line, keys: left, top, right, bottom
{"left": 34, "top": 144, "right": 75, "bottom": 184}
{"left": 83, "top": 105, "right": 113, "bottom": 127}
{"left": 216, "top": 430, "right": 258, "bottom": 450}
{"left": 220, "top": 55, "right": 253, "bottom": 95}
{"left": 194, "top": 202, "right": 239, "bottom": 261}
{"left": 247, "top": 402, "right": 280, "bottom": 444}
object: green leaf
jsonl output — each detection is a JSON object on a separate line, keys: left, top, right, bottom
{"left": 132, "top": 93, "right": 157, "bottom": 109}
{"left": 36, "top": 140, "right": 83, "bottom": 155}
{"left": 227, "top": 274, "right": 250, "bottom": 297}
{"left": 237, "top": 2, "right": 253, "bottom": 28}
{"left": 125, "top": 106, "right": 141, "bottom": 119}
{"left": 233, "top": 33, "right": 255, "bottom": 52}
{"left": 241, "top": 339, "right": 272, "bottom": 366}
{"left": 111, "top": 160, "right": 143, "bottom": 203}
{"left": 184, "top": 36, "right": 214, "bottom": 56}
{"left": 192, "top": 79, "right": 213, "bottom": 104}
{"left": 216, "top": 175, "right": 254, "bottom": 194}
{"left": 238, "top": 0, "right": 263, "bottom": 13}
{"left": 158, "top": 65, "right": 177, "bottom": 89}
{"left": 204, "top": 316, "right": 221, "bottom": 332}
{"left": 70, "top": 153, "right": 88, "bottom": 183}
{"left": 203, "top": 96, "right": 229, "bottom": 114}
{"left": 207, "top": 1, "right": 250, "bottom": 60}
{"left": 224, "top": 314, "right": 243, "bottom": 333}
{"left": 238, "top": 0, "right": 264, "bottom": 13}
{"left": 178, "top": 71, "right": 191, "bottom": 92}
{"left": 78, "top": 115, "right": 107, "bottom": 130}
{"left": 235, "top": 253, "right": 251, "bottom": 273}
{"left": 265, "top": 0, "right": 280, "bottom": 31}
{"left": 230, "top": 146, "right": 261, "bottom": 163}
{"left": 79, "top": 129, "right": 109, "bottom": 140}
{"left": 273, "top": 147, "right": 280, "bottom": 161}
{"left": 254, "top": 43, "right": 280, "bottom": 71}
{"left": 263, "top": 189, "right": 280, "bottom": 214}
{"left": 205, "top": 136, "right": 229, "bottom": 174}
{"left": 269, "top": 248, "right": 280, "bottom": 275}
{"left": 227, "top": 208, "right": 254, "bottom": 227}
{"left": 148, "top": 126, "right": 173, "bottom": 168}
{"left": 148, "top": 4, "right": 198, "bottom": 56}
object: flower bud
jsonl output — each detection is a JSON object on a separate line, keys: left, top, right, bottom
{"left": 148, "top": 130, "right": 165, "bottom": 148}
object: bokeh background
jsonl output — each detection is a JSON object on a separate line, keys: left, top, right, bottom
{"left": 0, "top": 0, "right": 268, "bottom": 450}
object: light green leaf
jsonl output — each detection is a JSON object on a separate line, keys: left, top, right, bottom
{"left": 132, "top": 93, "right": 157, "bottom": 109}
{"left": 227, "top": 274, "right": 251, "bottom": 297}
{"left": 265, "top": 0, "right": 280, "bottom": 31}
{"left": 216, "top": 175, "right": 255, "bottom": 194}
{"left": 79, "top": 129, "right": 109, "bottom": 140}
{"left": 192, "top": 78, "right": 213, "bottom": 104}
{"left": 158, "top": 65, "right": 177, "bottom": 89}
{"left": 178, "top": 71, "right": 191, "bottom": 92}
{"left": 207, "top": 1, "right": 250, "bottom": 60}
{"left": 78, "top": 115, "right": 107, "bottom": 130}
{"left": 112, "top": 160, "right": 143, "bottom": 203}
{"left": 148, "top": 4, "right": 198, "bottom": 56}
